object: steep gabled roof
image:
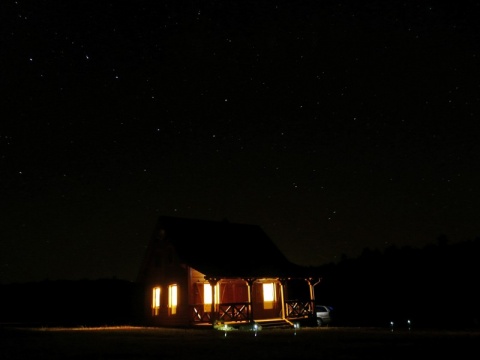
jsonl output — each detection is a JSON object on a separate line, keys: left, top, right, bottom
{"left": 145, "top": 216, "right": 306, "bottom": 278}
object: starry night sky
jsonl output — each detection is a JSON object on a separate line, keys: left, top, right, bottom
{"left": 2, "top": 0, "right": 480, "bottom": 284}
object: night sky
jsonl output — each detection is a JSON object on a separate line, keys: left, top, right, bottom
{"left": 2, "top": 1, "right": 480, "bottom": 284}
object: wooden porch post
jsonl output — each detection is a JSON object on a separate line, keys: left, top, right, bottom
{"left": 306, "top": 277, "right": 322, "bottom": 311}
{"left": 244, "top": 278, "right": 255, "bottom": 323}
{"left": 278, "top": 278, "right": 287, "bottom": 320}
{"left": 207, "top": 278, "right": 219, "bottom": 325}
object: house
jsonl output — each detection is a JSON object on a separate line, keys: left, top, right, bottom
{"left": 136, "top": 216, "right": 321, "bottom": 328}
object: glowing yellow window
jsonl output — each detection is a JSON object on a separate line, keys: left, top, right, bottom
{"left": 203, "top": 283, "right": 219, "bottom": 312}
{"left": 168, "top": 284, "right": 177, "bottom": 315}
{"left": 263, "top": 283, "right": 275, "bottom": 309}
{"left": 152, "top": 287, "right": 161, "bottom": 315}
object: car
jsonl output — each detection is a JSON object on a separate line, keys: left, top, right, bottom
{"left": 315, "top": 305, "right": 333, "bottom": 326}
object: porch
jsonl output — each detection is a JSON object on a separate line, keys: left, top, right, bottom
{"left": 190, "top": 299, "right": 316, "bottom": 327}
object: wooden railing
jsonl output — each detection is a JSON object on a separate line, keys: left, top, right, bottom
{"left": 285, "top": 300, "right": 314, "bottom": 318}
{"left": 191, "top": 300, "right": 313, "bottom": 324}
{"left": 191, "top": 305, "right": 212, "bottom": 323}
{"left": 190, "top": 302, "right": 250, "bottom": 323}
{"left": 218, "top": 302, "right": 249, "bottom": 322}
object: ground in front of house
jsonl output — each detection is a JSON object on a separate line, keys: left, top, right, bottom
{"left": 1, "top": 325, "right": 479, "bottom": 359}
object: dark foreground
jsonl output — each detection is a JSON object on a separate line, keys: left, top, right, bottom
{"left": 1, "top": 326, "right": 479, "bottom": 360}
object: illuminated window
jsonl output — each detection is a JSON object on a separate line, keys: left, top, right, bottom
{"left": 168, "top": 284, "right": 177, "bottom": 315}
{"left": 203, "top": 283, "right": 219, "bottom": 312}
{"left": 263, "top": 283, "right": 275, "bottom": 309}
{"left": 152, "top": 287, "right": 161, "bottom": 315}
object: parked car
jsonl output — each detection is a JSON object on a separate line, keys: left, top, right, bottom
{"left": 315, "top": 305, "right": 333, "bottom": 326}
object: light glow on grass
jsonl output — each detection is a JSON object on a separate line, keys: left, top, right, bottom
{"left": 31, "top": 326, "right": 151, "bottom": 332}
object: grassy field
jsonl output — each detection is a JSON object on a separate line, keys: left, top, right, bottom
{"left": 1, "top": 325, "right": 479, "bottom": 359}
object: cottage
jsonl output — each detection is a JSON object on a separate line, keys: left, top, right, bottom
{"left": 137, "top": 216, "right": 321, "bottom": 328}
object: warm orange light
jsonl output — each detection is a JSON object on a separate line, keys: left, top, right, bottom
{"left": 152, "top": 287, "right": 161, "bottom": 315}
{"left": 263, "top": 283, "right": 275, "bottom": 309}
{"left": 204, "top": 284, "right": 212, "bottom": 304}
{"left": 263, "top": 283, "right": 274, "bottom": 301}
{"left": 153, "top": 287, "right": 161, "bottom": 306}
{"left": 168, "top": 284, "right": 177, "bottom": 315}
{"left": 203, "top": 283, "right": 219, "bottom": 312}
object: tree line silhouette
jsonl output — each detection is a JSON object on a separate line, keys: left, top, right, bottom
{"left": 0, "top": 278, "right": 144, "bottom": 327}
{"left": 313, "top": 236, "right": 480, "bottom": 329}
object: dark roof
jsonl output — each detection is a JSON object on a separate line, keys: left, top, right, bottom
{"left": 152, "top": 216, "right": 306, "bottom": 278}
